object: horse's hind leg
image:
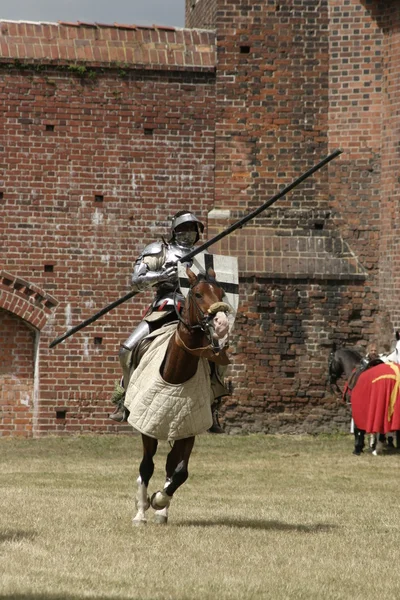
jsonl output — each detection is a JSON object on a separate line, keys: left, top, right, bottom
{"left": 372, "top": 434, "right": 385, "bottom": 456}
{"left": 369, "top": 433, "right": 376, "bottom": 451}
{"left": 151, "top": 437, "right": 195, "bottom": 516}
{"left": 353, "top": 427, "right": 365, "bottom": 455}
{"left": 133, "top": 435, "right": 158, "bottom": 526}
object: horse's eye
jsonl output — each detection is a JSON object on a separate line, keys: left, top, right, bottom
{"left": 195, "top": 292, "right": 202, "bottom": 299}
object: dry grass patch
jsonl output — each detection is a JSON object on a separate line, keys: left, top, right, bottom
{"left": 1, "top": 434, "right": 399, "bottom": 599}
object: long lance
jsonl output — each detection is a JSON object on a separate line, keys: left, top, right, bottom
{"left": 49, "top": 148, "right": 342, "bottom": 348}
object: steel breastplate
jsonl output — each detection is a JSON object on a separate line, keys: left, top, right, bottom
{"left": 149, "top": 242, "right": 194, "bottom": 297}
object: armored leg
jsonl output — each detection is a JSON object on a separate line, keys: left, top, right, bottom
{"left": 109, "top": 321, "right": 151, "bottom": 423}
{"left": 119, "top": 320, "right": 151, "bottom": 386}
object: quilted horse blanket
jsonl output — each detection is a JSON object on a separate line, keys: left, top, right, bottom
{"left": 351, "top": 362, "right": 400, "bottom": 434}
{"left": 124, "top": 325, "right": 213, "bottom": 441}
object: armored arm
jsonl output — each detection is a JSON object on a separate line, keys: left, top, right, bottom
{"left": 131, "top": 242, "right": 177, "bottom": 292}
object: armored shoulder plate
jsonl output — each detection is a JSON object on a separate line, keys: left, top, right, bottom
{"left": 140, "top": 241, "right": 165, "bottom": 258}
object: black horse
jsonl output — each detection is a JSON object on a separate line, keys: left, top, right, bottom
{"left": 328, "top": 343, "right": 363, "bottom": 398}
{"left": 328, "top": 342, "right": 398, "bottom": 454}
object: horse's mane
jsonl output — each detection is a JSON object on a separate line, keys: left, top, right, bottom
{"left": 336, "top": 347, "right": 363, "bottom": 361}
{"left": 330, "top": 342, "right": 362, "bottom": 359}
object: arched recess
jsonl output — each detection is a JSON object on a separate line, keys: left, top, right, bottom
{"left": 0, "top": 270, "right": 58, "bottom": 330}
{"left": 0, "top": 271, "right": 58, "bottom": 437}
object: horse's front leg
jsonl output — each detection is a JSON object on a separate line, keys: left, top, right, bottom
{"left": 133, "top": 435, "right": 158, "bottom": 526}
{"left": 151, "top": 437, "right": 195, "bottom": 518}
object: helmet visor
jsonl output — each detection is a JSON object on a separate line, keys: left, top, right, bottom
{"left": 174, "top": 230, "right": 198, "bottom": 248}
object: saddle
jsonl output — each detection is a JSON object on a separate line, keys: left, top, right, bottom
{"left": 344, "top": 358, "right": 383, "bottom": 402}
{"left": 131, "top": 323, "right": 177, "bottom": 372}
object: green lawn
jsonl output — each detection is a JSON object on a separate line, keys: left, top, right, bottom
{"left": 1, "top": 433, "right": 399, "bottom": 599}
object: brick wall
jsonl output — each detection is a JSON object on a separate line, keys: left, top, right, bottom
{"left": 0, "top": 310, "right": 36, "bottom": 436}
{"left": 2, "top": 2, "right": 400, "bottom": 436}
{"left": 223, "top": 279, "right": 355, "bottom": 434}
{"left": 0, "top": 21, "right": 216, "bottom": 436}
{"left": 202, "top": 0, "right": 395, "bottom": 433}
{"left": 185, "top": 0, "right": 217, "bottom": 29}
{"left": 379, "top": 1, "right": 400, "bottom": 330}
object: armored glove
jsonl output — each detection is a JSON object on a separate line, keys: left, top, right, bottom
{"left": 131, "top": 262, "right": 178, "bottom": 291}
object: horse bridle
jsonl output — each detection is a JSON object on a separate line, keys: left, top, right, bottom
{"left": 173, "top": 283, "right": 216, "bottom": 329}
{"left": 172, "top": 281, "right": 229, "bottom": 352}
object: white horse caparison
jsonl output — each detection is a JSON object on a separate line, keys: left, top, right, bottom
{"left": 370, "top": 332, "right": 400, "bottom": 455}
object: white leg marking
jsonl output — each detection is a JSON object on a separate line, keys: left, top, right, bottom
{"left": 373, "top": 440, "right": 384, "bottom": 456}
{"left": 132, "top": 476, "right": 150, "bottom": 526}
{"left": 154, "top": 480, "right": 171, "bottom": 525}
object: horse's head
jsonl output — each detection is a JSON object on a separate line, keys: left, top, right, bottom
{"left": 328, "top": 344, "right": 362, "bottom": 392}
{"left": 182, "top": 267, "right": 232, "bottom": 351}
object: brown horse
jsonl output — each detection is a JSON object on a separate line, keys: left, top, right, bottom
{"left": 126, "top": 267, "right": 232, "bottom": 525}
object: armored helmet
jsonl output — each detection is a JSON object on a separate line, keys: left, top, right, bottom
{"left": 170, "top": 211, "right": 204, "bottom": 247}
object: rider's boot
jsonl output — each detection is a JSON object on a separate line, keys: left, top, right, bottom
{"left": 109, "top": 344, "right": 137, "bottom": 423}
{"left": 109, "top": 379, "right": 129, "bottom": 423}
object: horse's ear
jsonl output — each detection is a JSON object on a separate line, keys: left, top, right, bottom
{"left": 207, "top": 267, "right": 216, "bottom": 279}
{"left": 186, "top": 267, "right": 197, "bottom": 286}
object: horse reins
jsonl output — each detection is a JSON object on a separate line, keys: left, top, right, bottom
{"left": 172, "top": 279, "right": 230, "bottom": 353}
{"left": 173, "top": 281, "right": 222, "bottom": 333}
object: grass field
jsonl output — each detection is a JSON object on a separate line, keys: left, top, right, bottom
{"left": 1, "top": 433, "right": 400, "bottom": 600}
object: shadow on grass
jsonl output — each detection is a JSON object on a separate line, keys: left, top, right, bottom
{"left": 178, "top": 518, "right": 336, "bottom": 533}
{"left": 0, "top": 530, "right": 37, "bottom": 543}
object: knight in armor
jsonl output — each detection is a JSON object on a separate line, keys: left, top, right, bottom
{"left": 109, "top": 210, "right": 228, "bottom": 432}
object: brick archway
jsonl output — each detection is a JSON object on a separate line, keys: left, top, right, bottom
{"left": 0, "top": 270, "right": 58, "bottom": 330}
{"left": 0, "top": 271, "right": 58, "bottom": 437}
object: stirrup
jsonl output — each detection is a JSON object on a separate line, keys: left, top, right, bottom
{"left": 109, "top": 408, "right": 129, "bottom": 423}
{"left": 208, "top": 409, "right": 224, "bottom": 434}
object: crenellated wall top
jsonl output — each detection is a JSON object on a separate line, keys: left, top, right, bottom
{"left": 0, "top": 20, "right": 216, "bottom": 71}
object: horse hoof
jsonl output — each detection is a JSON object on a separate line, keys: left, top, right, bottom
{"left": 154, "top": 513, "right": 168, "bottom": 525}
{"left": 151, "top": 491, "right": 171, "bottom": 510}
{"left": 132, "top": 517, "right": 147, "bottom": 527}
